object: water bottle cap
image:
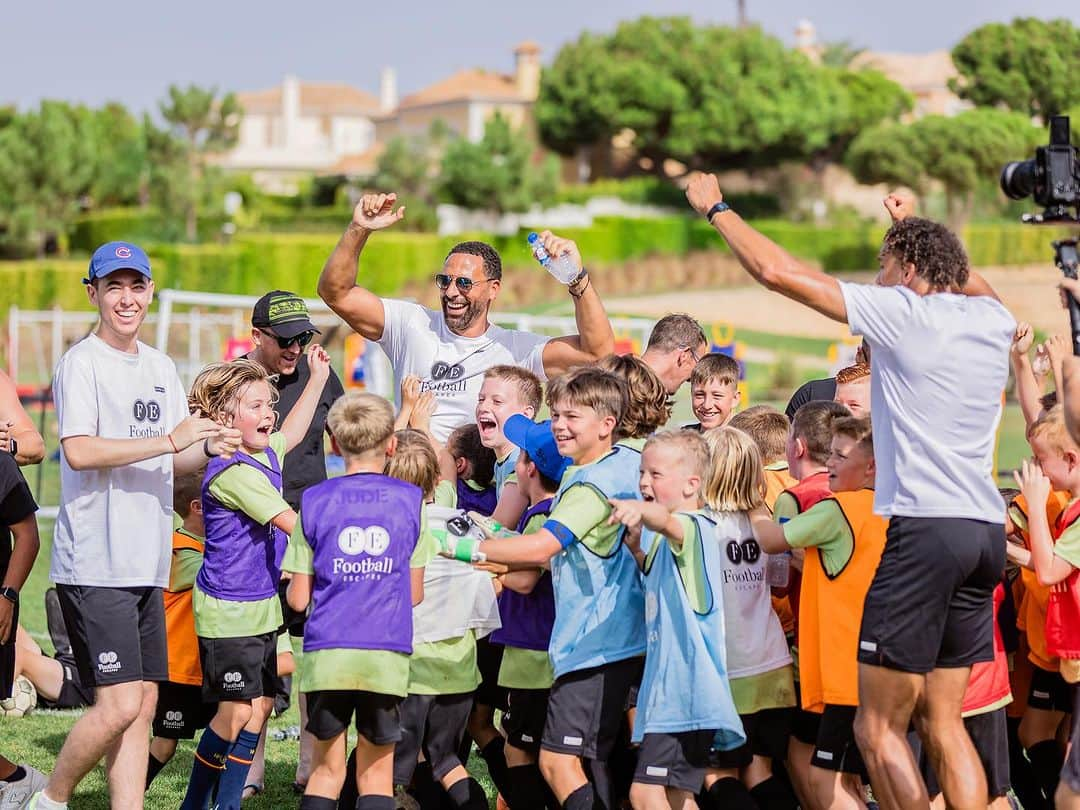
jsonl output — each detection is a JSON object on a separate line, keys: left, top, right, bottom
{"left": 527, "top": 232, "right": 540, "bottom": 243}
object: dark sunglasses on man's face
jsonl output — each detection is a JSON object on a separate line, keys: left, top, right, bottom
{"left": 435, "top": 273, "right": 491, "bottom": 293}
{"left": 259, "top": 328, "right": 315, "bottom": 350}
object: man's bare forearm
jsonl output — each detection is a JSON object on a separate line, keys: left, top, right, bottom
{"left": 570, "top": 276, "right": 614, "bottom": 360}
{"left": 318, "top": 224, "right": 371, "bottom": 305}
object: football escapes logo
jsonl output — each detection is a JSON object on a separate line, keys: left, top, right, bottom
{"left": 334, "top": 524, "right": 393, "bottom": 578}
{"left": 97, "top": 650, "right": 121, "bottom": 674}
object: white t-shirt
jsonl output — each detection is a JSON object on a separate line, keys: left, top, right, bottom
{"left": 840, "top": 282, "right": 1015, "bottom": 523}
{"left": 708, "top": 508, "right": 792, "bottom": 679}
{"left": 378, "top": 299, "right": 549, "bottom": 442}
{"left": 52, "top": 335, "right": 189, "bottom": 588}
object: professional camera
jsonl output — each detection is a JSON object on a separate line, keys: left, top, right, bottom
{"left": 1000, "top": 115, "right": 1079, "bottom": 223}
{"left": 1001, "top": 115, "right": 1080, "bottom": 353}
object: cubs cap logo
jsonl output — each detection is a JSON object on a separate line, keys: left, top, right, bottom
{"left": 115, "top": 246, "right": 132, "bottom": 259}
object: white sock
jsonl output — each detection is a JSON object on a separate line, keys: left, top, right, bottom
{"left": 34, "top": 791, "right": 68, "bottom": 809}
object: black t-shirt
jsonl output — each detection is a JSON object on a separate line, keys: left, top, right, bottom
{"left": 247, "top": 354, "right": 345, "bottom": 510}
{"left": 0, "top": 452, "right": 38, "bottom": 575}
{"left": 784, "top": 377, "right": 838, "bottom": 420}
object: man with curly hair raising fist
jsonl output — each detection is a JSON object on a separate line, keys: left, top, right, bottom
{"left": 686, "top": 177, "right": 1014, "bottom": 810}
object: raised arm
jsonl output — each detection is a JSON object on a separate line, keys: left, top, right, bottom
{"left": 279, "top": 345, "right": 332, "bottom": 453}
{"left": 317, "top": 192, "right": 405, "bottom": 341}
{"left": 537, "top": 231, "right": 616, "bottom": 376}
{"left": 1010, "top": 323, "right": 1044, "bottom": 428}
{"left": 685, "top": 173, "right": 848, "bottom": 323}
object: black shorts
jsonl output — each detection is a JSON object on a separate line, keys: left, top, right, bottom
{"left": 1060, "top": 690, "right": 1080, "bottom": 795}
{"left": 857, "top": 517, "right": 1004, "bottom": 673}
{"left": 393, "top": 692, "right": 473, "bottom": 784}
{"left": 198, "top": 632, "right": 277, "bottom": 702}
{"left": 56, "top": 584, "right": 168, "bottom": 686}
{"left": 1027, "top": 665, "right": 1073, "bottom": 713}
{"left": 501, "top": 688, "right": 550, "bottom": 754}
{"left": 38, "top": 653, "right": 94, "bottom": 710}
{"left": 0, "top": 597, "right": 17, "bottom": 698}
{"left": 475, "top": 637, "right": 507, "bottom": 710}
{"left": 921, "top": 707, "right": 1010, "bottom": 799}
{"left": 277, "top": 577, "right": 306, "bottom": 638}
{"left": 306, "top": 690, "right": 402, "bottom": 744}
{"left": 541, "top": 656, "right": 644, "bottom": 760}
{"left": 810, "top": 705, "right": 866, "bottom": 777}
{"left": 708, "top": 707, "right": 793, "bottom": 769}
{"left": 152, "top": 681, "right": 217, "bottom": 739}
{"left": 792, "top": 708, "right": 822, "bottom": 747}
{"left": 633, "top": 731, "right": 714, "bottom": 792}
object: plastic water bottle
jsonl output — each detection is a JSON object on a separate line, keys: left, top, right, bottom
{"left": 766, "top": 552, "right": 791, "bottom": 588}
{"left": 528, "top": 232, "right": 580, "bottom": 285}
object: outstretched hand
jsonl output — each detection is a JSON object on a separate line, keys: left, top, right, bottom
{"left": 352, "top": 192, "right": 405, "bottom": 231}
{"left": 1012, "top": 322, "right": 1035, "bottom": 357}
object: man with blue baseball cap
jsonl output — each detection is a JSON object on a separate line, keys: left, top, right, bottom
{"left": 32, "top": 242, "right": 241, "bottom": 810}
{"left": 481, "top": 413, "right": 568, "bottom": 810}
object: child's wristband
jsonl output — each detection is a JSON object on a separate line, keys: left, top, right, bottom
{"left": 167, "top": 434, "right": 179, "bottom": 454}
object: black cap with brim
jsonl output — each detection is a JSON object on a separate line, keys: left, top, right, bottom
{"left": 251, "top": 290, "right": 321, "bottom": 339}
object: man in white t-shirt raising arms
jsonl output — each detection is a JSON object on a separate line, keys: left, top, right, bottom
{"left": 685, "top": 176, "right": 1014, "bottom": 810}
{"left": 32, "top": 242, "right": 241, "bottom": 810}
{"left": 318, "top": 192, "right": 615, "bottom": 441}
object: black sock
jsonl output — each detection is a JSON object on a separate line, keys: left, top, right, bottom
{"left": 702, "top": 777, "right": 758, "bottom": 810}
{"left": 585, "top": 759, "right": 612, "bottom": 810}
{"left": 446, "top": 776, "right": 488, "bottom": 810}
{"left": 563, "top": 783, "right": 595, "bottom": 810}
{"left": 339, "top": 747, "right": 359, "bottom": 807}
{"left": 0, "top": 766, "right": 25, "bottom": 784}
{"left": 502, "top": 763, "right": 547, "bottom": 810}
{"left": 356, "top": 797, "right": 396, "bottom": 810}
{"left": 412, "top": 761, "right": 448, "bottom": 810}
{"left": 749, "top": 775, "right": 797, "bottom": 810}
{"left": 479, "top": 737, "right": 511, "bottom": 797}
{"left": 145, "top": 754, "right": 167, "bottom": 790}
{"left": 1027, "top": 738, "right": 1064, "bottom": 801}
{"left": 299, "top": 797, "right": 338, "bottom": 810}
{"left": 1008, "top": 718, "right": 1048, "bottom": 810}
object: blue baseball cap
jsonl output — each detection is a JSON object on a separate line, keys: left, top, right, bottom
{"left": 83, "top": 241, "right": 152, "bottom": 285}
{"left": 503, "top": 414, "right": 571, "bottom": 483}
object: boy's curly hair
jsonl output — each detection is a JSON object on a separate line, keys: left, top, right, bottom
{"left": 879, "top": 217, "right": 969, "bottom": 291}
{"left": 188, "top": 359, "right": 277, "bottom": 425}
{"left": 596, "top": 354, "right": 670, "bottom": 440}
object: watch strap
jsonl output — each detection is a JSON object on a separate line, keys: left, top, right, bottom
{"left": 706, "top": 201, "right": 731, "bottom": 222}
{"left": 0, "top": 587, "right": 17, "bottom": 604}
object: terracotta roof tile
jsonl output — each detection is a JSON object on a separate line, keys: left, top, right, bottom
{"left": 399, "top": 69, "right": 526, "bottom": 109}
{"left": 237, "top": 82, "right": 381, "bottom": 117}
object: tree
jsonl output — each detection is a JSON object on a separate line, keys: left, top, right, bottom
{"left": 846, "top": 108, "right": 1042, "bottom": 227}
{"left": 88, "top": 103, "right": 148, "bottom": 207}
{"left": 158, "top": 84, "right": 240, "bottom": 240}
{"left": 0, "top": 102, "right": 97, "bottom": 256}
{"left": 437, "top": 113, "right": 557, "bottom": 214}
{"left": 536, "top": 18, "right": 907, "bottom": 175}
{"left": 820, "top": 40, "right": 864, "bottom": 68}
{"left": 950, "top": 18, "right": 1080, "bottom": 122}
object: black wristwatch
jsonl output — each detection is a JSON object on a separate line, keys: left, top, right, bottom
{"left": 706, "top": 201, "right": 731, "bottom": 222}
{"left": 8, "top": 438, "right": 17, "bottom": 458}
{"left": 0, "top": 587, "right": 17, "bottom": 605}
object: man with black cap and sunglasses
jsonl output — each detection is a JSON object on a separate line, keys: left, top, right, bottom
{"left": 318, "top": 191, "right": 615, "bottom": 442}
{"left": 246, "top": 291, "right": 344, "bottom": 511}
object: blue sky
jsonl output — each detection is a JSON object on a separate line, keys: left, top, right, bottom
{"left": 3, "top": 0, "right": 1076, "bottom": 112}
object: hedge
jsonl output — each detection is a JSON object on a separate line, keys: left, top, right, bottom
{"left": 5, "top": 217, "right": 1073, "bottom": 317}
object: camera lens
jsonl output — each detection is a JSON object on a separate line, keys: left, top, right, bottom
{"left": 1000, "top": 160, "right": 1038, "bottom": 200}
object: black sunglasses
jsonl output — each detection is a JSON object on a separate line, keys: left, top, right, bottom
{"left": 258, "top": 328, "right": 315, "bottom": 350}
{"left": 435, "top": 273, "right": 492, "bottom": 293}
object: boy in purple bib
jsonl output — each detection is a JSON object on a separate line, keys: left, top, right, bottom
{"left": 284, "top": 393, "right": 434, "bottom": 810}
{"left": 180, "top": 348, "right": 330, "bottom": 810}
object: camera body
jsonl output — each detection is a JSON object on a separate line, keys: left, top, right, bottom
{"left": 1001, "top": 115, "right": 1079, "bottom": 222}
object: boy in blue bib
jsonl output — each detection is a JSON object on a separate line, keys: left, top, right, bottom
{"left": 443, "top": 367, "right": 646, "bottom": 810}
{"left": 609, "top": 430, "right": 745, "bottom": 807}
